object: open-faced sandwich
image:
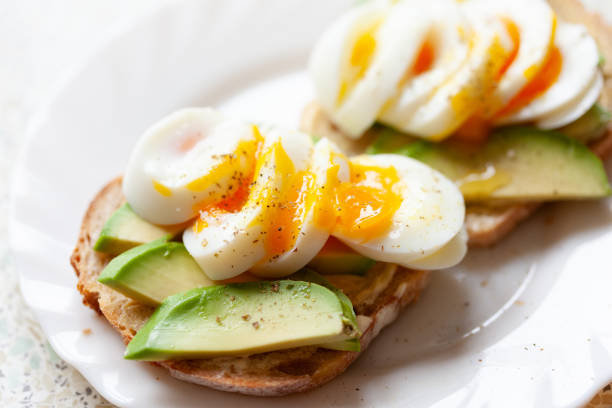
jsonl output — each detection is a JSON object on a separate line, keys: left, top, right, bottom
{"left": 303, "top": 0, "right": 612, "bottom": 246}
{"left": 72, "top": 108, "right": 466, "bottom": 395}
{"left": 71, "top": 0, "right": 612, "bottom": 398}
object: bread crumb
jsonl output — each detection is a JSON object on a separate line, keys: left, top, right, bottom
{"left": 82, "top": 328, "right": 92, "bottom": 335}
{"left": 515, "top": 300, "right": 525, "bottom": 306}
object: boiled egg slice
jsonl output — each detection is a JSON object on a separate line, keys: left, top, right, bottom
{"left": 182, "top": 127, "right": 313, "bottom": 280}
{"left": 467, "top": 0, "right": 557, "bottom": 117}
{"left": 250, "top": 138, "right": 350, "bottom": 277}
{"left": 379, "top": 0, "right": 472, "bottom": 131}
{"left": 497, "top": 23, "right": 600, "bottom": 126}
{"left": 537, "top": 71, "right": 604, "bottom": 129}
{"left": 309, "top": 1, "right": 388, "bottom": 134}
{"left": 392, "top": 16, "right": 512, "bottom": 140}
{"left": 331, "top": 154, "right": 465, "bottom": 269}
{"left": 123, "top": 108, "right": 260, "bottom": 225}
{"left": 402, "top": 227, "right": 467, "bottom": 270}
{"left": 329, "top": 0, "right": 471, "bottom": 138}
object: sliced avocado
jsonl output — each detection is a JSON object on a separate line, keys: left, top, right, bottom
{"left": 289, "top": 268, "right": 361, "bottom": 352}
{"left": 558, "top": 103, "right": 611, "bottom": 144}
{"left": 93, "top": 203, "right": 185, "bottom": 256}
{"left": 124, "top": 281, "right": 360, "bottom": 360}
{"left": 369, "top": 126, "right": 611, "bottom": 202}
{"left": 366, "top": 126, "right": 415, "bottom": 155}
{"left": 308, "top": 237, "right": 375, "bottom": 276}
{"left": 98, "top": 239, "right": 214, "bottom": 307}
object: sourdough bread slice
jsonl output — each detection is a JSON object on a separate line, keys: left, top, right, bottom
{"left": 71, "top": 177, "right": 430, "bottom": 396}
{"left": 300, "top": 0, "right": 612, "bottom": 247}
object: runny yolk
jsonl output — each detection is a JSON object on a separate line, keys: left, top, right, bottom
{"left": 495, "top": 45, "right": 562, "bottom": 118}
{"left": 395, "top": 34, "right": 437, "bottom": 91}
{"left": 264, "top": 170, "right": 314, "bottom": 259}
{"left": 333, "top": 163, "right": 402, "bottom": 243}
{"left": 191, "top": 125, "right": 264, "bottom": 231}
{"left": 496, "top": 18, "right": 520, "bottom": 80}
{"left": 411, "top": 36, "right": 436, "bottom": 76}
{"left": 186, "top": 125, "right": 263, "bottom": 194}
{"left": 249, "top": 140, "right": 315, "bottom": 261}
{"left": 337, "top": 18, "right": 382, "bottom": 106}
{"left": 452, "top": 115, "right": 491, "bottom": 144}
{"left": 318, "top": 236, "right": 356, "bottom": 254}
{"left": 314, "top": 159, "right": 343, "bottom": 231}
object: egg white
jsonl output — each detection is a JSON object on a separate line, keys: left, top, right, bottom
{"left": 498, "top": 23, "right": 600, "bottom": 125}
{"left": 537, "top": 71, "right": 604, "bottom": 129}
{"left": 250, "top": 139, "right": 350, "bottom": 277}
{"left": 394, "top": 16, "right": 512, "bottom": 140}
{"left": 379, "top": 0, "right": 472, "bottom": 132}
{"left": 332, "top": 154, "right": 465, "bottom": 268}
{"left": 183, "top": 127, "right": 313, "bottom": 280}
{"left": 467, "top": 0, "right": 557, "bottom": 115}
{"left": 123, "top": 108, "right": 257, "bottom": 225}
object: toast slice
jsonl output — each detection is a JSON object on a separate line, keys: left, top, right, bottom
{"left": 300, "top": 0, "right": 612, "bottom": 247}
{"left": 71, "top": 177, "right": 430, "bottom": 396}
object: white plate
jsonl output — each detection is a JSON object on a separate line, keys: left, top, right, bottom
{"left": 9, "top": 0, "right": 612, "bottom": 407}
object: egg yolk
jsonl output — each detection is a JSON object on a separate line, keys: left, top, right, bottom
{"left": 394, "top": 34, "right": 437, "bottom": 92}
{"left": 333, "top": 163, "right": 402, "bottom": 243}
{"left": 264, "top": 170, "right": 314, "bottom": 259}
{"left": 496, "top": 18, "right": 521, "bottom": 80}
{"left": 248, "top": 140, "right": 315, "bottom": 261}
{"left": 496, "top": 19, "right": 560, "bottom": 118}
{"left": 446, "top": 34, "right": 511, "bottom": 142}
{"left": 192, "top": 135, "right": 405, "bottom": 259}
{"left": 496, "top": 46, "right": 562, "bottom": 118}
{"left": 186, "top": 125, "right": 264, "bottom": 195}
{"left": 411, "top": 35, "right": 436, "bottom": 76}
{"left": 191, "top": 125, "right": 264, "bottom": 230}
{"left": 152, "top": 180, "right": 172, "bottom": 197}
{"left": 337, "top": 17, "right": 382, "bottom": 106}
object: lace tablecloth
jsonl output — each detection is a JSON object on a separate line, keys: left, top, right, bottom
{"left": 0, "top": 1, "right": 611, "bottom": 407}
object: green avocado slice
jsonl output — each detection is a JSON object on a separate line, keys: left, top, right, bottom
{"left": 368, "top": 126, "right": 611, "bottom": 202}
{"left": 289, "top": 268, "right": 361, "bottom": 352}
{"left": 98, "top": 239, "right": 214, "bottom": 307}
{"left": 558, "top": 103, "right": 611, "bottom": 144}
{"left": 94, "top": 203, "right": 185, "bottom": 256}
{"left": 124, "top": 281, "right": 360, "bottom": 360}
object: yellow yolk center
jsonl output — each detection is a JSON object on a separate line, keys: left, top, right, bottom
{"left": 193, "top": 132, "right": 404, "bottom": 262}
{"left": 496, "top": 17, "right": 560, "bottom": 118}
{"left": 257, "top": 141, "right": 315, "bottom": 260}
{"left": 497, "top": 18, "right": 521, "bottom": 80}
{"left": 411, "top": 35, "right": 436, "bottom": 76}
{"left": 333, "top": 163, "right": 402, "bottom": 243}
{"left": 186, "top": 125, "right": 264, "bottom": 196}
{"left": 496, "top": 45, "right": 562, "bottom": 118}
{"left": 337, "top": 18, "right": 382, "bottom": 106}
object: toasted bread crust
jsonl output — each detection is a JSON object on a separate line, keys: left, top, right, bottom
{"left": 71, "top": 178, "right": 430, "bottom": 396}
{"left": 299, "top": 1, "right": 612, "bottom": 248}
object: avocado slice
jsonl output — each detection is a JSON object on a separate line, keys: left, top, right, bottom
{"left": 124, "top": 281, "right": 360, "bottom": 360}
{"left": 289, "top": 268, "right": 361, "bottom": 352}
{"left": 98, "top": 239, "right": 214, "bottom": 306}
{"left": 365, "top": 126, "right": 416, "bottom": 155}
{"left": 307, "top": 237, "right": 375, "bottom": 276}
{"left": 93, "top": 203, "right": 185, "bottom": 256}
{"left": 369, "top": 126, "right": 611, "bottom": 202}
{"left": 558, "top": 103, "right": 611, "bottom": 144}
